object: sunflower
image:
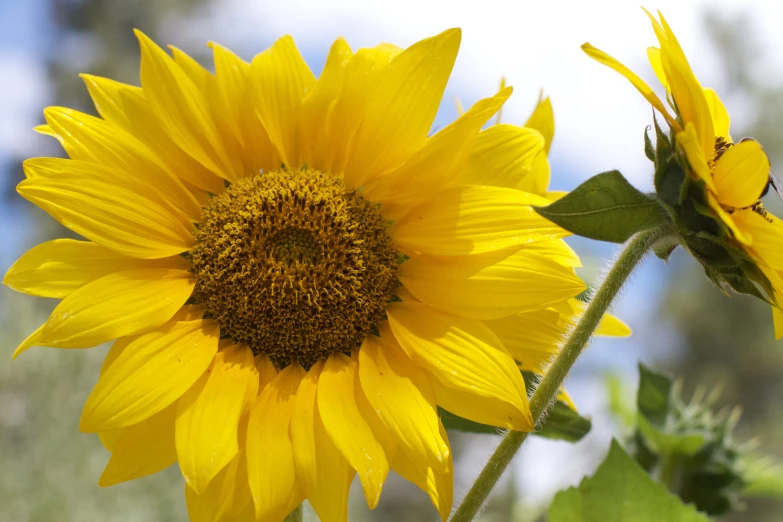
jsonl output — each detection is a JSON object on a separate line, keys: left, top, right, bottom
{"left": 7, "top": 29, "right": 620, "bottom": 521}
{"left": 582, "top": 10, "right": 783, "bottom": 339}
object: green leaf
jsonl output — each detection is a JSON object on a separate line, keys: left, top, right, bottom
{"left": 637, "top": 416, "right": 706, "bottom": 456}
{"left": 536, "top": 401, "right": 593, "bottom": 442}
{"left": 547, "top": 440, "right": 712, "bottom": 522}
{"left": 438, "top": 408, "right": 497, "bottom": 435}
{"left": 440, "top": 372, "right": 592, "bottom": 442}
{"left": 637, "top": 364, "right": 672, "bottom": 428}
{"left": 534, "top": 171, "right": 667, "bottom": 243}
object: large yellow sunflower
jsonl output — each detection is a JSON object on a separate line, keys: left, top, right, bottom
{"left": 7, "top": 29, "right": 623, "bottom": 521}
{"left": 583, "top": 10, "right": 783, "bottom": 338}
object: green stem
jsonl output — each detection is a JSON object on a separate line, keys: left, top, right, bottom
{"left": 284, "top": 505, "right": 303, "bottom": 522}
{"left": 450, "top": 228, "right": 663, "bottom": 522}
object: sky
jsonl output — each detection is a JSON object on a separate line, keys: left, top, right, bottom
{"left": 1, "top": 0, "right": 782, "bottom": 510}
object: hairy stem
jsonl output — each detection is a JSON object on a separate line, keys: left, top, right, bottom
{"left": 450, "top": 228, "right": 663, "bottom": 522}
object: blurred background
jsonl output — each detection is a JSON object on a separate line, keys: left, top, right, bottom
{"left": 1, "top": 0, "right": 783, "bottom": 520}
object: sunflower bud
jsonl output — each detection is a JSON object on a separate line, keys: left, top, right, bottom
{"left": 644, "top": 120, "right": 776, "bottom": 303}
{"left": 574, "top": 9, "right": 783, "bottom": 338}
{"left": 630, "top": 365, "right": 751, "bottom": 516}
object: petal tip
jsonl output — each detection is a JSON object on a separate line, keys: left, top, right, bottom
{"left": 97, "top": 468, "right": 119, "bottom": 488}
{"left": 79, "top": 413, "right": 100, "bottom": 433}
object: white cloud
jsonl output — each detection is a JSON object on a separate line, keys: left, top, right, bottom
{"left": 0, "top": 52, "right": 50, "bottom": 158}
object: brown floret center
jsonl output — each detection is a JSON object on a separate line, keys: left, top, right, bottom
{"left": 190, "top": 169, "right": 399, "bottom": 368}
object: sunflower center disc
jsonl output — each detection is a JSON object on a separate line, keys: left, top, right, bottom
{"left": 190, "top": 168, "right": 399, "bottom": 367}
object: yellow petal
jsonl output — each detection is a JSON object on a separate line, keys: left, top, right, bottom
{"left": 647, "top": 47, "right": 668, "bottom": 91}
{"left": 494, "top": 77, "right": 507, "bottom": 124}
{"left": 520, "top": 149, "right": 552, "bottom": 196}
{"left": 185, "top": 439, "right": 253, "bottom": 522}
{"left": 43, "top": 107, "right": 202, "bottom": 219}
{"left": 713, "top": 139, "right": 770, "bottom": 209}
{"left": 318, "top": 353, "right": 390, "bottom": 509}
{"left": 523, "top": 92, "right": 555, "bottom": 153}
{"left": 299, "top": 37, "right": 353, "bottom": 170}
{"left": 358, "top": 334, "right": 449, "bottom": 470}
{"left": 650, "top": 11, "right": 715, "bottom": 157}
{"left": 389, "top": 186, "right": 567, "bottom": 257}
{"left": 343, "top": 28, "right": 461, "bottom": 187}
{"left": 290, "top": 361, "right": 355, "bottom": 522}
{"left": 246, "top": 364, "right": 306, "bottom": 520}
{"left": 399, "top": 248, "right": 585, "bottom": 320}
{"left": 676, "top": 123, "right": 717, "bottom": 192}
{"left": 176, "top": 343, "right": 256, "bottom": 494}
{"left": 454, "top": 124, "right": 545, "bottom": 191}
{"left": 80, "top": 318, "right": 218, "bottom": 431}
{"left": 34, "top": 123, "right": 55, "bottom": 137}
{"left": 703, "top": 87, "right": 731, "bottom": 141}
{"left": 324, "top": 44, "right": 402, "bottom": 174}
{"left": 79, "top": 73, "right": 141, "bottom": 130}
{"left": 80, "top": 74, "right": 225, "bottom": 194}
{"left": 706, "top": 191, "right": 751, "bottom": 245}
{"left": 550, "top": 298, "right": 632, "bottom": 338}
{"left": 664, "top": 62, "right": 714, "bottom": 159}
{"left": 136, "top": 30, "right": 237, "bottom": 180}
{"left": 581, "top": 42, "right": 679, "bottom": 130}
{"left": 98, "top": 402, "right": 178, "bottom": 486}
{"left": 207, "top": 43, "right": 282, "bottom": 176}
{"left": 17, "top": 175, "right": 195, "bottom": 260}
{"left": 11, "top": 323, "right": 46, "bottom": 360}
{"left": 41, "top": 268, "right": 195, "bottom": 348}
{"left": 22, "top": 156, "right": 195, "bottom": 229}
{"left": 594, "top": 312, "right": 633, "bottom": 337}
{"left": 365, "top": 88, "right": 511, "bottom": 219}
{"left": 208, "top": 41, "right": 249, "bottom": 148}
{"left": 390, "top": 421, "right": 453, "bottom": 522}
{"left": 386, "top": 302, "right": 533, "bottom": 431}
{"left": 254, "top": 355, "right": 278, "bottom": 394}
{"left": 517, "top": 239, "right": 581, "bottom": 268}
{"left": 3, "top": 238, "right": 187, "bottom": 298}
{"left": 732, "top": 210, "right": 783, "bottom": 270}
{"left": 483, "top": 309, "right": 562, "bottom": 373}
{"left": 249, "top": 35, "right": 315, "bottom": 169}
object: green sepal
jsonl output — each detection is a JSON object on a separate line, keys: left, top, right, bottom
{"left": 652, "top": 117, "right": 685, "bottom": 211}
{"left": 653, "top": 239, "right": 679, "bottom": 261}
{"left": 547, "top": 440, "right": 711, "bottom": 522}
{"left": 655, "top": 160, "right": 686, "bottom": 216}
{"left": 534, "top": 170, "right": 668, "bottom": 243}
{"left": 743, "top": 453, "right": 783, "bottom": 498}
{"left": 644, "top": 125, "right": 656, "bottom": 162}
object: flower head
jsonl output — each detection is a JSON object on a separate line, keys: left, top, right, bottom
{"left": 7, "top": 29, "right": 620, "bottom": 521}
{"left": 583, "top": 10, "right": 783, "bottom": 338}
